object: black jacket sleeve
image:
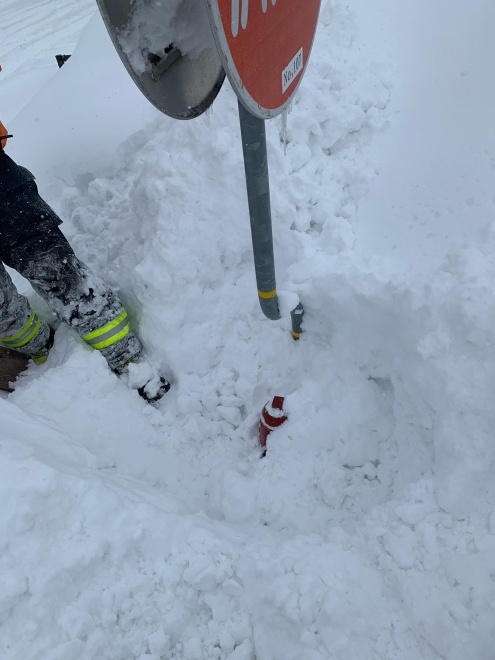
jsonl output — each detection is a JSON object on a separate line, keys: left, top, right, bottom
{"left": 0, "top": 150, "right": 35, "bottom": 192}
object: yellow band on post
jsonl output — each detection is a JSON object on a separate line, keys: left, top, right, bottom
{"left": 258, "top": 289, "right": 277, "bottom": 300}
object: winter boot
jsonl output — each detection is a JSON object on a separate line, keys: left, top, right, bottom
{"left": 115, "top": 354, "right": 171, "bottom": 404}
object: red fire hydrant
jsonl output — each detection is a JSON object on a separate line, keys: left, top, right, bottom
{"left": 259, "top": 396, "right": 288, "bottom": 450}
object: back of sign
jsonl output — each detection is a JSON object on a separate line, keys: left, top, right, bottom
{"left": 96, "top": 0, "right": 225, "bottom": 120}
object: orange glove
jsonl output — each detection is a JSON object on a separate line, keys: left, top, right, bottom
{"left": 0, "top": 119, "right": 8, "bottom": 150}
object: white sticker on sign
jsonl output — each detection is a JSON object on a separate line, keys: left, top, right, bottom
{"left": 282, "top": 47, "right": 304, "bottom": 93}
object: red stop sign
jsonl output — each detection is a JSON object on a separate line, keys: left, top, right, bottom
{"left": 205, "top": 0, "right": 321, "bottom": 118}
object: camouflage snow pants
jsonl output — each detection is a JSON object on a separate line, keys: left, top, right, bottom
{"left": 0, "top": 180, "right": 142, "bottom": 371}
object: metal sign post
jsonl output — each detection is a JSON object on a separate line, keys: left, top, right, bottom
{"left": 205, "top": 0, "right": 321, "bottom": 336}
{"left": 238, "top": 100, "right": 280, "bottom": 320}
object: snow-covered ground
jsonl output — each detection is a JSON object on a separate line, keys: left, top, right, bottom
{"left": 1, "top": 1, "right": 495, "bottom": 658}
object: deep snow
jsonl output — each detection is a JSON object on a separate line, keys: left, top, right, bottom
{"left": 1, "top": 1, "right": 495, "bottom": 659}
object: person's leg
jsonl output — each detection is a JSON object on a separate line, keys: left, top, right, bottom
{"left": 0, "top": 181, "right": 142, "bottom": 371}
{"left": 0, "top": 260, "right": 52, "bottom": 361}
{"left": 23, "top": 248, "right": 143, "bottom": 371}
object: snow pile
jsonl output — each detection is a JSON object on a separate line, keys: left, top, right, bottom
{"left": 1, "top": 0, "right": 495, "bottom": 658}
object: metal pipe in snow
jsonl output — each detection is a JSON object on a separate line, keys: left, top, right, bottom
{"left": 238, "top": 100, "right": 305, "bottom": 339}
{"left": 238, "top": 100, "right": 281, "bottom": 321}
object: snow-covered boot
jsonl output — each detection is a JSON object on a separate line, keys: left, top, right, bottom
{"left": 115, "top": 355, "right": 171, "bottom": 404}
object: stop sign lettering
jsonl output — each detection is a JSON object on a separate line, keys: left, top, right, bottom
{"left": 205, "top": 0, "right": 321, "bottom": 118}
{"left": 231, "top": 0, "right": 278, "bottom": 37}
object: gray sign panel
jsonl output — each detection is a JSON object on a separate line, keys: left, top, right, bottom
{"left": 96, "top": 0, "right": 225, "bottom": 120}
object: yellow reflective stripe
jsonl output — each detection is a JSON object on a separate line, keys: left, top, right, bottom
{"left": 2, "top": 312, "right": 36, "bottom": 343}
{"left": 258, "top": 289, "right": 277, "bottom": 300}
{"left": 0, "top": 312, "right": 42, "bottom": 349}
{"left": 82, "top": 311, "right": 128, "bottom": 342}
{"left": 90, "top": 324, "right": 130, "bottom": 350}
{"left": 17, "top": 317, "right": 42, "bottom": 348}
{"left": 82, "top": 311, "right": 131, "bottom": 351}
{"left": 292, "top": 331, "right": 302, "bottom": 339}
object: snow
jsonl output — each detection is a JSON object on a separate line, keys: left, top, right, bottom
{"left": 1, "top": 1, "right": 495, "bottom": 658}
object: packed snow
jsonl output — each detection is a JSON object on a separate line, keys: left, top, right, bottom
{"left": 1, "top": 0, "right": 495, "bottom": 658}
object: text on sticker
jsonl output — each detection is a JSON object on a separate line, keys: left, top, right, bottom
{"left": 282, "top": 47, "right": 303, "bottom": 93}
